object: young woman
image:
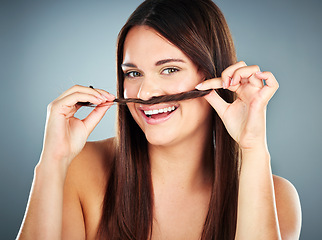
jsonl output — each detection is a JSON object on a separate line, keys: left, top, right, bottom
{"left": 17, "top": 0, "right": 302, "bottom": 239}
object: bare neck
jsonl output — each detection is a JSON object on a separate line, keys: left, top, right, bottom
{"left": 149, "top": 129, "right": 213, "bottom": 192}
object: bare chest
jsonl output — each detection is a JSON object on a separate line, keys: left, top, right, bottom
{"left": 81, "top": 177, "right": 210, "bottom": 240}
{"left": 151, "top": 188, "right": 210, "bottom": 240}
{"left": 82, "top": 194, "right": 209, "bottom": 240}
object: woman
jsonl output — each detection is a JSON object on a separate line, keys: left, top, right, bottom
{"left": 17, "top": 0, "right": 301, "bottom": 239}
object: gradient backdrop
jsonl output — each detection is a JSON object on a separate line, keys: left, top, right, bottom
{"left": 1, "top": 0, "right": 321, "bottom": 239}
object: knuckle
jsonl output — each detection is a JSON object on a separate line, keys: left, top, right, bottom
{"left": 47, "top": 101, "right": 56, "bottom": 112}
{"left": 69, "top": 84, "right": 82, "bottom": 91}
{"left": 71, "top": 91, "right": 80, "bottom": 96}
{"left": 221, "top": 70, "right": 229, "bottom": 78}
{"left": 233, "top": 67, "right": 243, "bottom": 76}
{"left": 47, "top": 102, "right": 53, "bottom": 111}
{"left": 268, "top": 71, "right": 274, "bottom": 78}
{"left": 70, "top": 91, "right": 82, "bottom": 98}
{"left": 252, "top": 65, "right": 260, "bottom": 71}
{"left": 276, "top": 81, "right": 280, "bottom": 89}
{"left": 239, "top": 61, "right": 247, "bottom": 66}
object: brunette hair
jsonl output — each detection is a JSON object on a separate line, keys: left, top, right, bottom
{"left": 79, "top": 89, "right": 213, "bottom": 106}
{"left": 97, "top": 0, "right": 239, "bottom": 239}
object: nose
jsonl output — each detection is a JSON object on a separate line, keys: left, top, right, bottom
{"left": 137, "top": 78, "right": 163, "bottom": 100}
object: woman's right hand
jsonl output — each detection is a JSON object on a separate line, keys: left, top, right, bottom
{"left": 39, "top": 85, "right": 115, "bottom": 171}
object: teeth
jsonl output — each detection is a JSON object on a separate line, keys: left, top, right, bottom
{"left": 144, "top": 106, "right": 176, "bottom": 116}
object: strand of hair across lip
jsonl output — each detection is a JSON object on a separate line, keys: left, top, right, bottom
{"left": 77, "top": 89, "right": 213, "bottom": 106}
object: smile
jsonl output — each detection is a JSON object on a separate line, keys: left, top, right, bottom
{"left": 139, "top": 104, "right": 178, "bottom": 125}
{"left": 144, "top": 106, "right": 177, "bottom": 117}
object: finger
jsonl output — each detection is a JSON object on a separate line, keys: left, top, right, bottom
{"left": 57, "top": 85, "right": 107, "bottom": 101}
{"left": 82, "top": 103, "right": 113, "bottom": 134}
{"left": 230, "top": 65, "right": 261, "bottom": 86}
{"left": 222, "top": 61, "right": 247, "bottom": 88}
{"left": 248, "top": 72, "right": 264, "bottom": 88}
{"left": 203, "top": 90, "right": 229, "bottom": 119}
{"left": 195, "top": 77, "right": 223, "bottom": 90}
{"left": 51, "top": 92, "right": 105, "bottom": 115}
{"left": 256, "top": 71, "right": 279, "bottom": 103}
{"left": 94, "top": 88, "right": 116, "bottom": 101}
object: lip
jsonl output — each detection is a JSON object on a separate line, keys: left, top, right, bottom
{"left": 139, "top": 103, "right": 179, "bottom": 111}
{"left": 138, "top": 103, "right": 179, "bottom": 125}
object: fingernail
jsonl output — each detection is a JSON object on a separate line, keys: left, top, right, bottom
{"left": 96, "top": 97, "right": 104, "bottom": 102}
{"left": 101, "top": 94, "right": 109, "bottom": 101}
{"left": 195, "top": 83, "right": 202, "bottom": 89}
{"left": 222, "top": 82, "right": 226, "bottom": 89}
{"left": 103, "top": 93, "right": 115, "bottom": 101}
{"left": 256, "top": 71, "right": 263, "bottom": 75}
{"left": 230, "top": 77, "right": 234, "bottom": 86}
{"left": 97, "top": 95, "right": 106, "bottom": 101}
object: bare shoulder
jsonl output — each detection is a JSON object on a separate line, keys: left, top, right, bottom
{"left": 67, "top": 137, "right": 116, "bottom": 193}
{"left": 62, "top": 137, "right": 116, "bottom": 239}
{"left": 272, "top": 175, "right": 302, "bottom": 239}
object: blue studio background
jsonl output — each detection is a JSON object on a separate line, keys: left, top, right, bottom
{"left": 1, "top": 0, "right": 321, "bottom": 239}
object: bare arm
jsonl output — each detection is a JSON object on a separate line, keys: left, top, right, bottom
{"left": 17, "top": 85, "right": 114, "bottom": 239}
{"left": 237, "top": 150, "right": 279, "bottom": 239}
{"left": 236, "top": 149, "right": 301, "bottom": 240}
{"left": 17, "top": 159, "right": 67, "bottom": 240}
{"left": 197, "top": 61, "right": 302, "bottom": 239}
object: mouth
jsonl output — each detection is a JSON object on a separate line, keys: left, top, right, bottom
{"left": 143, "top": 106, "right": 177, "bottom": 118}
{"left": 139, "top": 104, "right": 178, "bottom": 124}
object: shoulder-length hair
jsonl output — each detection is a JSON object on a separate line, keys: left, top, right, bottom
{"left": 97, "top": 0, "right": 239, "bottom": 239}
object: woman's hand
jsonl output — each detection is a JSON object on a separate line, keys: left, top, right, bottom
{"left": 40, "top": 85, "right": 115, "bottom": 170}
{"left": 196, "top": 61, "right": 279, "bottom": 151}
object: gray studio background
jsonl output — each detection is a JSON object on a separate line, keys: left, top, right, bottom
{"left": 1, "top": 0, "right": 321, "bottom": 239}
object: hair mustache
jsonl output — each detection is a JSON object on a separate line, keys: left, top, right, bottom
{"left": 77, "top": 89, "right": 212, "bottom": 107}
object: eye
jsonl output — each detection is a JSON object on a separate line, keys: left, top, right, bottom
{"left": 124, "top": 71, "right": 142, "bottom": 78}
{"left": 162, "top": 67, "right": 179, "bottom": 75}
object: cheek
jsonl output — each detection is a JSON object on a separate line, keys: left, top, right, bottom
{"left": 175, "top": 81, "right": 194, "bottom": 93}
{"left": 172, "top": 72, "right": 204, "bottom": 93}
{"left": 124, "top": 81, "right": 140, "bottom": 98}
{"left": 183, "top": 98, "right": 212, "bottom": 122}
{"left": 126, "top": 102, "right": 136, "bottom": 116}
{"left": 162, "top": 78, "right": 199, "bottom": 95}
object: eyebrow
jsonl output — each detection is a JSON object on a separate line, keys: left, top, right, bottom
{"left": 155, "top": 58, "right": 185, "bottom": 66}
{"left": 121, "top": 58, "right": 185, "bottom": 68}
{"left": 121, "top": 63, "right": 137, "bottom": 68}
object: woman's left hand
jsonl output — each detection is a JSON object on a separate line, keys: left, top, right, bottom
{"left": 196, "top": 61, "right": 279, "bottom": 151}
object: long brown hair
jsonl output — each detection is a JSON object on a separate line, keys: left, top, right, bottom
{"left": 97, "top": 0, "right": 239, "bottom": 239}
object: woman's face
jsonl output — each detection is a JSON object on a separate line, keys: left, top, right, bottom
{"left": 122, "top": 25, "right": 212, "bottom": 146}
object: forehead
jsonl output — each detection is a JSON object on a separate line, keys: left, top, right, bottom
{"left": 123, "top": 25, "right": 188, "bottom": 65}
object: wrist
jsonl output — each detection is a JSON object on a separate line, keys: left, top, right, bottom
{"left": 35, "top": 153, "right": 70, "bottom": 183}
{"left": 239, "top": 139, "right": 268, "bottom": 154}
{"left": 240, "top": 145, "right": 271, "bottom": 163}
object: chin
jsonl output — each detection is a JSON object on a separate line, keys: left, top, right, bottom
{"left": 143, "top": 128, "right": 177, "bottom": 147}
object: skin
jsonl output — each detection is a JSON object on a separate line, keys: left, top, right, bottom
{"left": 123, "top": 26, "right": 214, "bottom": 239}
{"left": 17, "top": 25, "right": 302, "bottom": 240}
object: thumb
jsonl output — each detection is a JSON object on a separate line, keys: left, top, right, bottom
{"left": 203, "top": 90, "right": 229, "bottom": 119}
{"left": 195, "top": 77, "right": 223, "bottom": 90}
{"left": 82, "top": 103, "right": 113, "bottom": 136}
